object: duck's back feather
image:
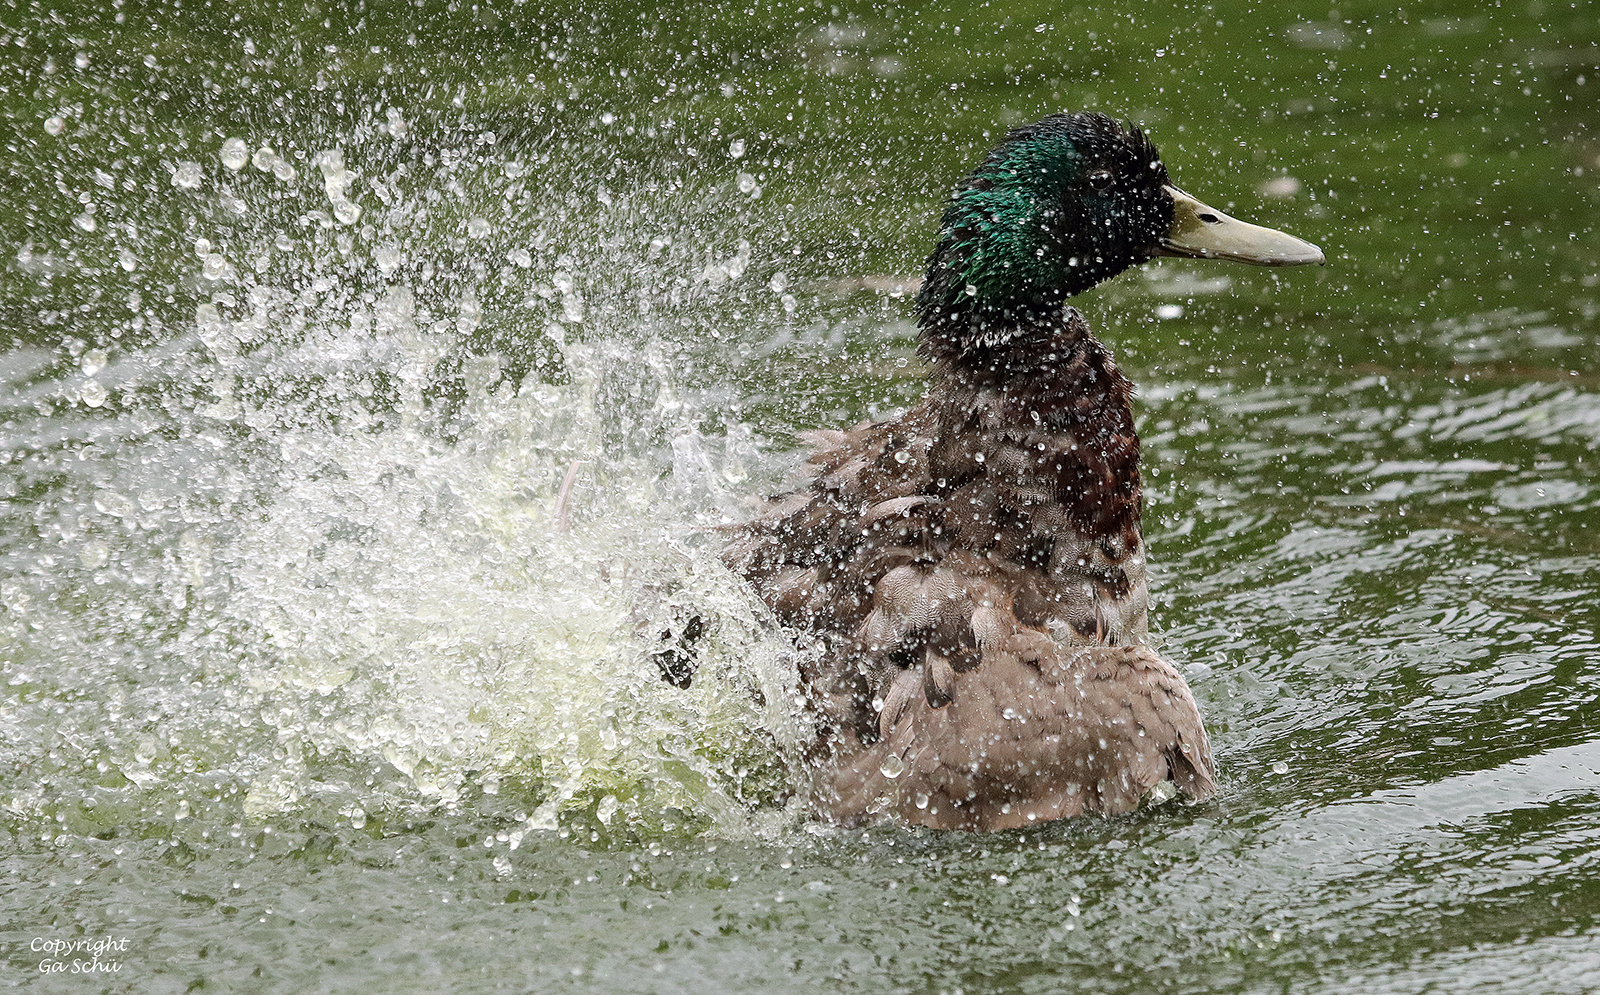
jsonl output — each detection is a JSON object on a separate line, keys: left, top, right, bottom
{"left": 820, "top": 644, "right": 1215, "bottom": 831}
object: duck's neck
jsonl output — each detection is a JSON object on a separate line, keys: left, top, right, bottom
{"left": 914, "top": 244, "right": 1077, "bottom": 367}
{"left": 921, "top": 305, "right": 1136, "bottom": 437}
{"left": 921, "top": 304, "right": 1143, "bottom": 541}
{"left": 917, "top": 299, "right": 1092, "bottom": 380}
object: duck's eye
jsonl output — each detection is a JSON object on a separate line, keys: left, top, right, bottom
{"left": 1086, "top": 169, "right": 1115, "bottom": 191}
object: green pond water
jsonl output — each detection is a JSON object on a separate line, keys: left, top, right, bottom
{"left": 3, "top": 1, "right": 1599, "bottom": 991}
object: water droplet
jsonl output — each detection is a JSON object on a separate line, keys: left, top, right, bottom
{"left": 467, "top": 217, "right": 491, "bottom": 238}
{"left": 728, "top": 138, "right": 746, "bottom": 159}
{"left": 79, "top": 380, "right": 108, "bottom": 408}
{"left": 118, "top": 248, "right": 137, "bottom": 271}
{"left": 1156, "top": 304, "right": 1184, "bottom": 320}
{"left": 93, "top": 490, "right": 135, "bottom": 519}
{"left": 220, "top": 137, "right": 248, "bottom": 170}
{"left": 736, "top": 172, "right": 759, "bottom": 195}
{"left": 79, "top": 541, "right": 110, "bottom": 569}
{"left": 375, "top": 244, "right": 403, "bottom": 276}
{"left": 768, "top": 271, "right": 789, "bottom": 293}
{"left": 72, "top": 213, "right": 96, "bottom": 232}
{"left": 1272, "top": 761, "right": 1290, "bottom": 775}
{"left": 80, "top": 349, "right": 107, "bottom": 376}
{"left": 74, "top": 51, "right": 90, "bottom": 69}
{"left": 507, "top": 248, "right": 532, "bottom": 268}
{"left": 171, "top": 161, "right": 203, "bottom": 189}
{"left": 318, "top": 148, "right": 349, "bottom": 194}
{"left": 195, "top": 303, "right": 230, "bottom": 350}
{"left": 43, "top": 116, "right": 65, "bottom": 135}
{"left": 879, "top": 754, "right": 906, "bottom": 779}
{"left": 914, "top": 792, "right": 930, "bottom": 809}
{"left": 202, "top": 253, "right": 229, "bottom": 281}
{"left": 333, "top": 200, "right": 361, "bottom": 224}
{"left": 1258, "top": 175, "right": 1302, "bottom": 199}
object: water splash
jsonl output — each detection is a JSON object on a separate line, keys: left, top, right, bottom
{"left": 1, "top": 106, "right": 823, "bottom": 843}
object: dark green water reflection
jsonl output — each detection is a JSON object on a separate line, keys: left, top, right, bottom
{"left": 2, "top": 2, "right": 1598, "bottom": 992}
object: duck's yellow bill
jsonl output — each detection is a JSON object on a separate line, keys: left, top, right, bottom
{"left": 1157, "top": 185, "right": 1325, "bottom": 266}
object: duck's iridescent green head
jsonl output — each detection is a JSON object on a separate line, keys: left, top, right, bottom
{"left": 916, "top": 112, "right": 1323, "bottom": 357}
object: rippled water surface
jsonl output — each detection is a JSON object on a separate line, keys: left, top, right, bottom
{"left": 3, "top": 2, "right": 1598, "bottom": 992}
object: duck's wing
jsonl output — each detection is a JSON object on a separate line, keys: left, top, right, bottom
{"left": 722, "top": 407, "right": 942, "bottom": 637}
{"left": 723, "top": 395, "right": 1154, "bottom": 713}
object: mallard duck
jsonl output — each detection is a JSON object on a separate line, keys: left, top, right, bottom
{"left": 719, "top": 112, "right": 1323, "bottom": 831}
